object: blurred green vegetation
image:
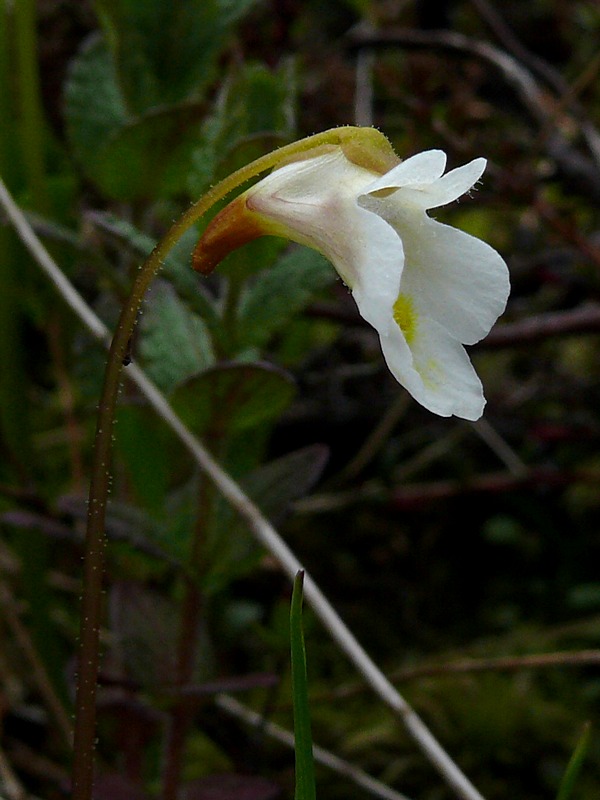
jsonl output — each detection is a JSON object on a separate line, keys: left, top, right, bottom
{"left": 1, "top": 0, "right": 600, "bottom": 799}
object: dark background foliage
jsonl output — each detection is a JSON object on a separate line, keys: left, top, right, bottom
{"left": 1, "top": 1, "right": 600, "bottom": 798}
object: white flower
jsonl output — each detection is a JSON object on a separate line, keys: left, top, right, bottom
{"left": 194, "top": 142, "right": 510, "bottom": 420}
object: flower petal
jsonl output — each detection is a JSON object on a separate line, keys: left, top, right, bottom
{"left": 248, "top": 149, "right": 405, "bottom": 333}
{"left": 358, "top": 194, "right": 509, "bottom": 345}
{"left": 348, "top": 207, "right": 405, "bottom": 334}
{"left": 379, "top": 318, "right": 485, "bottom": 420}
{"left": 420, "top": 157, "right": 487, "bottom": 208}
{"left": 399, "top": 217, "right": 509, "bottom": 345}
{"left": 363, "top": 155, "right": 486, "bottom": 211}
{"left": 362, "top": 150, "right": 447, "bottom": 193}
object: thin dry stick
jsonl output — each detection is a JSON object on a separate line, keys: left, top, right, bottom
{"left": 470, "top": 418, "right": 526, "bottom": 476}
{"left": 216, "top": 693, "right": 413, "bottom": 800}
{"left": 389, "top": 650, "right": 600, "bottom": 682}
{"left": 482, "top": 303, "right": 600, "bottom": 348}
{"left": 0, "top": 171, "right": 486, "bottom": 800}
{"left": 0, "top": 745, "right": 27, "bottom": 800}
{"left": 332, "top": 649, "right": 600, "bottom": 701}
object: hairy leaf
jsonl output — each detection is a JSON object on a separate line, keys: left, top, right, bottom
{"left": 238, "top": 248, "right": 335, "bottom": 349}
{"left": 187, "top": 61, "right": 295, "bottom": 198}
{"left": 139, "top": 282, "right": 215, "bottom": 392}
{"left": 170, "top": 362, "right": 296, "bottom": 436}
{"left": 204, "top": 445, "right": 328, "bottom": 591}
{"left": 64, "top": 34, "right": 127, "bottom": 172}
{"left": 89, "top": 103, "right": 206, "bottom": 200}
{"left": 89, "top": 212, "right": 224, "bottom": 340}
{"left": 95, "top": 0, "right": 259, "bottom": 113}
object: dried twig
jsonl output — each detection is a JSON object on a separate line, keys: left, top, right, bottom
{"left": 389, "top": 650, "right": 600, "bottom": 682}
{"left": 483, "top": 303, "right": 600, "bottom": 349}
{"left": 391, "top": 467, "right": 597, "bottom": 510}
{"left": 0, "top": 745, "right": 28, "bottom": 800}
{"left": 467, "top": 0, "right": 600, "bottom": 165}
{"left": 331, "top": 649, "right": 600, "bottom": 702}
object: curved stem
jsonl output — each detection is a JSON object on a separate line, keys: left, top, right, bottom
{"left": 71, "top": 126, "right": 372, "bottom": 800}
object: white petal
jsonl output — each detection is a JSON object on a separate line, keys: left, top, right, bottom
{"left": 401, "top": 216, "right": 509, "bottom": 345}
{"left": 379, "top": 318, "right": 485, "bottom": 420}
{"left": 250, "top": 149, "right": 375, "bottom": 215}
{"left": 417, "top": 158, "right": 487, "bottom": 209}
{"left": 363, "top": 155, "right": 487, "bottom": 211}
{"left": 362, "top": 150, "right": 447, "bottom": 193}
{"left": 249, "top": 149, "right": 404, "bottom": 333}
{"left": 349, "top": 207, "right": 405, "bottom": 334}
{"left": 358, "top": 196, "right": 510, "bottom": 345}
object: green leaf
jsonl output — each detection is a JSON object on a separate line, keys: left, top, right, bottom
{"left": 95, "top": 0, "right": 259, "bottom": 113}
{"left": 204, "top": 444, "right": 328, "bottom": 601}
{"left": 186, "top": 60, "right": 296, "bottom": 197}
{"left": 240, "top": 445, "right": 328, "bottom": 524}
{"left": 66, "top": 0, "right": 260, "bottom": 201}
{"left": 238, "top": 247, "right": 335, "bottom": 349}
{"left": 290, "top": 571, "right": 316, "bottom": 800}
{"left": 556, "top": 722, "right": 591, "bottom": 800}
{"left": 64, "top": 34, "right": 128, "bottom": 173}
{"left": 139, "top": 282, "right": 215, "bottom": 392}
{"left": 170, "top": 362, "right": 296, "bottom": 436}
{"left": 114, "top": 404, "right": 172, "bottom": 516}
{"left": 89, "top": 211, "right": 223, "bottom": 338}
{"left": 66, "top": 33, "right": 206, "bottom": 200}
{"left": 225, "top": 61, "right": 296, "bottom": 141}
{"left": 89, "top": 103, "right": 206, "bottom": 200}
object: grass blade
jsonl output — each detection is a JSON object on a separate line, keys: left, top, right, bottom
{"left": 557, "top": 722, "right": 591, "bottom": 800}
{"left": 290, "top": 570, "right": 316, "bottom": 800}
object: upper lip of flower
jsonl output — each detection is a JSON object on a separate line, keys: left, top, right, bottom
{"left": 360, "top": 148, "right": 487, "bottom": 209}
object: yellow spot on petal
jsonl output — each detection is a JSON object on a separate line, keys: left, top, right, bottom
{"left": 393, "top": 293, "right": 418, "bottom": 345}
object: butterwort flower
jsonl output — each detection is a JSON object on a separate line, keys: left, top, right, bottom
{"left": 193, "top": 132, "right": 510, "bottom": 420}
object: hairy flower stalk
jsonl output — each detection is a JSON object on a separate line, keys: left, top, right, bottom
{"left": 194, "top": 136, "right": 510, "bottom": 420}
